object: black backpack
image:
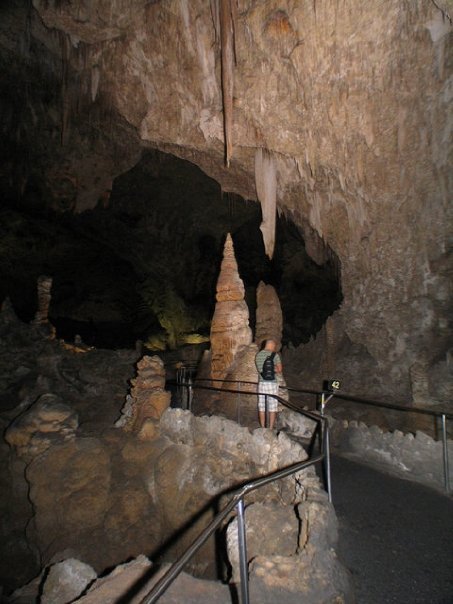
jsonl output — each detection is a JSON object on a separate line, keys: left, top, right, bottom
{"left": 261, "top": 352, "right": 276, "bottom": 381}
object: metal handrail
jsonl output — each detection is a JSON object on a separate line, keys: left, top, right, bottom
{"left": 139, "top": 390, "right": 328, "bottom": 604}
{"left": 189, "top": 377, "right": 452, "bottom": 493}
{"left": 192, "top": 377, "right": 453, "bottom": 419}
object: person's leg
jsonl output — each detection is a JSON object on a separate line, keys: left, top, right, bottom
{"left": 258, "top": 387, "right": 266, "bottom": 427}
{"left": 268, "top": 383, "right": 279, "bottom": 429}
{"left": 268, "top": 411, "right": 276, "bottom": 429}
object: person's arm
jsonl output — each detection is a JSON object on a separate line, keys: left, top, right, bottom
{"left": 275, "top": 353, "right": 282, "bottom": 374}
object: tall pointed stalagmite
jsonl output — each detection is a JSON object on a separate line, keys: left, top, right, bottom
{"left": 210, "top": 233, "right": 252, "bottom": 380}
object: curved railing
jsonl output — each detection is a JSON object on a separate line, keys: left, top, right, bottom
{"left": 139, "top": 387, "right": 328, "bottom": 604}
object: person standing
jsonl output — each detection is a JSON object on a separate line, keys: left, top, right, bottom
{"left": 255, "top": 339, "right": 282, "bottom": 429}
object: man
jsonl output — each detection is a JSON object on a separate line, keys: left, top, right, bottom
{"left": 255, "top": 339, "right": 283, "bottom": 429}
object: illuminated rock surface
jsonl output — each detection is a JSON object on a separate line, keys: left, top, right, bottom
{"left": 210, "top": 234, "right": 252, "bottom": 381}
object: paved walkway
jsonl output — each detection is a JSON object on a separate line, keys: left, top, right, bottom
{"left": 330, "top": 455, "right": 453, "bottom": 604}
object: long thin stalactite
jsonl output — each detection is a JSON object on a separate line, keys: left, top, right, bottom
{"left": 214, "top": 0, "right": 237, "bottom": 167}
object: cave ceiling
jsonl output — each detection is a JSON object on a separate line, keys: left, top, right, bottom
{"left": 0, "top": 0, "right": 451, "bottom": 402}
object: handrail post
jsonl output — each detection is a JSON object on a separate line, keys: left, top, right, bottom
{"left": 324, "top": 417, "right": 332, "bottom": 503}
{"left": 236, "top": 497, "right": 250, "bottom": 604}
{"left": 441, "top": 414, "right": 450, "bottom": 493}
{"left": 187, "top": 376, "right": 193, "bottom": 412}
{"left": 319, "top": 392, "right": 333, "bottom": 503}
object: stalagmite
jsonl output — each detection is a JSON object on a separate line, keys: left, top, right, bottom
{"left": 255, "top": 281, "right": 283, "bottom": 350}
{"left": 1, "top": 297, "right": 19, "bottom": 324}
{"left": 115, "top": 355, "right": 170, "bottom": 439}
{"left": 59, "top": 31, "right": 72, "bottom": 145}
{"left": 410, "top": 357, "right": 430, "bottom": 404}
{"left": 210, "top": 233, "right": 252, "bottom": 381}
{"left": 32, "top": 275, "right": 55, "bottom": 337}
{"left": 255, "top": 148, "right": 277, "bottom": 259}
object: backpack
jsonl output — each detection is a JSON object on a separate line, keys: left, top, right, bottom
{"left": 261, "top": 352, "right": 276, "bottom": 381}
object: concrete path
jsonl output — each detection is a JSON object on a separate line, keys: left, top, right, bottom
{"left": 330, "top": 455, "right": 453, "bottom": 604}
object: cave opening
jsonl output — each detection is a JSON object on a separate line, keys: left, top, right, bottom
{"left": 0, "top": 150, "right": 342, "bottom": 353}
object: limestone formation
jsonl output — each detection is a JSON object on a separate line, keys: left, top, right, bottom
{"left": 20, "top": 0, "right": 451, "bottom": 408}
{"left": 201, "top": 279, "right": 289, "bottom": 425}
{"left": 115, "top": 355, "right": 171, "bottom": 437}
{"left": 255, "top": 281, "right": 283, "bottom": 350}
{"left": 210, "top": 234, "right": 252, "bottom": 381}
{"left": 5, "top": 394, "right": 78, "bottom": 462}
{"left": 227, "top": 473, "right": 352, "bottom": 603}
{"left": 32, "top": 275, "right": 55, "bottom": 337}
{"left": 329, "top": 416, "right": 453, "bottom": 491}
{"left": 255, "top": 148, "right": 278, "bottom": 259}
{"left": 220, "top": 343, "right": 260, "bottom": 423}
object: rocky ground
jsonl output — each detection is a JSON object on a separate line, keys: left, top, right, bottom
{"left": 0, "top": 304, "right": 351, "bottom": 603}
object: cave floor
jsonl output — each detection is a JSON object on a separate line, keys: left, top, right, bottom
{"left": 331, "top": 455, "right": 453, "bottom": 604}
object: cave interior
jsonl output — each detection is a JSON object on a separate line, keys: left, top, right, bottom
{"left": 0, "top": 0, "right": 452, "bottom": 600}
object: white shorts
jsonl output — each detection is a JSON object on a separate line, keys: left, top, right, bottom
{"left": 257, "top": 381, "right": 279, "bottom": 412}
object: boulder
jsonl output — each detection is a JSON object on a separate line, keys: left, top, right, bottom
{"left": 73, "top": 556, "right": 232, "bottom": 603}
{"left": 41, "top": 558, "right": 97, "bottom": 604}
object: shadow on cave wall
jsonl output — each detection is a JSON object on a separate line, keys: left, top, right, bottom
{"left": 0, "top": 150, "right": 342, "bottom": 349}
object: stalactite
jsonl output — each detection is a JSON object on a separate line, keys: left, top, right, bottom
{"left": 91, "top": 65, "right": 100, "bottom": 102}
{"left": 212, "top": 0, "right": 237, "bottom": 167}
{"left": 255, "top": 148, "right": 277, "bottom": 259}
{"left": 59, "top": 31, "right": 72, "bottom": 145}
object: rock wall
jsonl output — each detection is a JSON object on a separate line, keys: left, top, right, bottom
{"left": 329, "top": 417, "right": 453, "bottom": 491}
{"left": 25, "top": 0, "right": 452, "bottom": 407}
